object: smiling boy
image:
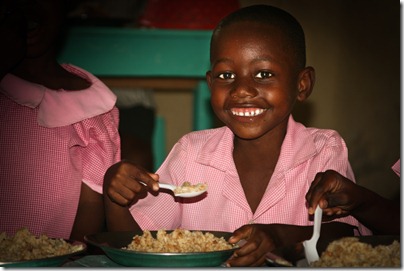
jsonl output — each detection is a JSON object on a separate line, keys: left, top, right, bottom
{"left": 103, "top": 5, "right": 371, "bottom": 266}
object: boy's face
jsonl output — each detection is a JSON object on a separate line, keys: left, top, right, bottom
{"left": 207, "top": 21, "right": 312, "bottom": 140}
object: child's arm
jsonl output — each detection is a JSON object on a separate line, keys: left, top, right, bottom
{"left": 306, "top": 170, "right": 400, "bottom": 235}
{"left": 104, "top": 190, "right": 142, "bottom": 232}
{"left": 102, "top": 160, "right": 160, "bottom": 232}
{"left": 225, "top": 222, "right": 355, "bottom": 267}
{"left": 70, "top": 183, "right": 105, "bottom": 242}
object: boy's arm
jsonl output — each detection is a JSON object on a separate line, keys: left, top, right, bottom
{"left": 277, "top": 222, "right": 355, "bottom": 247}
{"left": 102, "top": 161, "right": 159, "bottom": 232}
{"left": 226, "top": 221, "right": 355, "bottom": 267}
{"left": 306, "top": 170, "right": 400, "bottom": 235}
{"left": 70, "top": 183, "right": 105, "bottom": 242}
{"left": 349, "top": 187, "right": 400, "bottom": 235}
{"left": 104, "top": 192, "right": 142, "bottom": 232}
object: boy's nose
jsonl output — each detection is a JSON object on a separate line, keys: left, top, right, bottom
{"left": 230, "top": 78, "right": 258, "bottom": 99}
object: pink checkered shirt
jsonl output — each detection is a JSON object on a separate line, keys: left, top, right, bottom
{"left": 130, "top": 115, "right": 371, "bottom": 235}
{"left": 0, "top": 64, "right": 120, "bottom": 239}
{"left": 392, "top": 159, "right": 400, "bottom": 177}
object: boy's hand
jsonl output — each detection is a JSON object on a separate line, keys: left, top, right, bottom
{"left": 305, "top": 170, "right": 362, "bottom": 217}
{"left": 103, "top": 160, "right": 160, "bottom": 206}
{"left": 225, "top": 224, "right": 277, "bottom": 267}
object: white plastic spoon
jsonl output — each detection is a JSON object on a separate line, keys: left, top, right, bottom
{"left": 303, "top": 205, "right": 323, "bottom": 265}
{"left": 140, "top": 181, "right": 207, "bottom": 198}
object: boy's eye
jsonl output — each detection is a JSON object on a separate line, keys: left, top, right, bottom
{"left": 255, "top": 71, "right": 273, "bottom": 79}
{"left": 218, "top": 72, "right": 235, "bottom": 80}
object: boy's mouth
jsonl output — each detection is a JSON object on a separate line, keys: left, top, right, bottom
{"left": 230, "top": 108, "right": 267, "bottom": 117}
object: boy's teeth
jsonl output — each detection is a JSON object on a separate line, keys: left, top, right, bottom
{"left": 231, "top": 108, "right": 266, "bottom": 117}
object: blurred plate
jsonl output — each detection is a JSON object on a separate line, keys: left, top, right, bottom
{"left": 0, "top": 240, "right": 86, "bottom": 267}
{"left": 84, "top": 230, "right": 237, "bottom": 267}
{"left": 266, "top": 235, "right": 400, "bottom": 267}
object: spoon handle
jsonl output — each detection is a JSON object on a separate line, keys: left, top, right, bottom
{"left": 312, "top": 205, "right": 323, "bottom": 239}
{"left": 139, "top": 181, "right": 175, "bottom": 191}
{"left": 157, "top": 183, "right": 176, "bottom": 191}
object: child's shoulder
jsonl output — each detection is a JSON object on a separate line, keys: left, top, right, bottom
{"left": 304, "top": 124, "right": 347, "bottom": 148}
{"left": 290, "top": 118, "right": 347, "bottom": 149}
{"left": 176, "top": 126, "right": 231, "bottom": 147}
{"left": 307, "top": 125, "right": 343, "bottom": 139}
{"left": 291, "top": 117, "right": 343, "bottom": 138}
{"left": 180, "top": 126, "right": 229, "bottom": 140}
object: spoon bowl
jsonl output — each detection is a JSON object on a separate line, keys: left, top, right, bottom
{"left": 140, "top": 181, "right": 207, "bottom": 198}
{"left": 158, "top": 183, "right": 207, "bottom": 198}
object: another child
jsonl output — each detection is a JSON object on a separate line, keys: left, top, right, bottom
{"left": 103, "top": 5, "right": 371, "bottom": 266}
{"left": 306, "top": 160, "right": 400, "bottom": 235}
{"left": 0, "top": 0, "right": 120, "bottom": 242}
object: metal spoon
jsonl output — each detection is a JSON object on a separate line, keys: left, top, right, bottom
{"left": 302, "top": 205, "right": 323, "bottom": 264}
{"left": 140, "top": 181, "right": 207, "bottom": 198}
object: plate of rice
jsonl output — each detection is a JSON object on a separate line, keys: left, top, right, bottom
{"left": 84, "top": 229, "right": 238, "bottom": 267}
{"left": 0, "top": 228, "right": 86, "bottom": 267}
{"left": 310, "top": 235, "right": 400, "bottom": 267}
{"left": 266, "top": 235, "right": 400, "bottom": 268}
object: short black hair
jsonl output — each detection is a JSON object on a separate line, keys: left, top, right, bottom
{"left": 211, "top": 4, "right": 306, "bottom": 69}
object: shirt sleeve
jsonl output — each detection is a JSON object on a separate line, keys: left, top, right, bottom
{"left": 391, "top": 159, "right": 400, "bottom": 177}
{"left": 77, "top": 106, "right": 121, "bottom": 194}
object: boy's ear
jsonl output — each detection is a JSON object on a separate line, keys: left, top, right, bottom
{"left": 297, "top": 66, "right": 315, "bottom": 102}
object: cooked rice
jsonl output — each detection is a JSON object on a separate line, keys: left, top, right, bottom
{"left": 173, "top": 182, "right": 207, "bottom": 194}
{"left": 123, "top": 229, "right": 234, "bottom": 253}
{"left": 311, "top": 236, "right": 400, "bottom": 267}
{"left": 0, "top": 228, "right": 84, "bottom": 262}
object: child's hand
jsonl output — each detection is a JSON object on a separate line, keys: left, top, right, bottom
{"left": 225, "top": 224, "right": 277, "bottom": 267}
{"left": 305, "top": 170, "right": 362, "bottom": 217}
{"left": 103, "top": 160, "right": 159, "bottom": 206}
